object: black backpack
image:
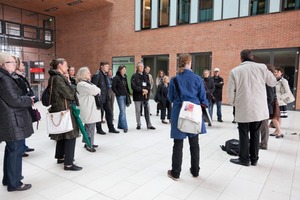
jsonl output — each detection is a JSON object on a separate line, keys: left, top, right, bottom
{"left": 220, "top": 139, "right": 239, "bottom": 156}
{"left": 41, "top": 77, "right": 53, "bottom": 106}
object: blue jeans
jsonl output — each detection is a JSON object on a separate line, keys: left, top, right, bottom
{"left": 116, "top": 96, "right": 128, "bottom": 129}
{"left": 2, "top": 139, "right": 24, "bottom": 190}
{"left": 212, "top": 101, "right": 222, "bottom": 120}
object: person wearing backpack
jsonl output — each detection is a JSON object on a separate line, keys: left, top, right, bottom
{"left": 227, "top": 49, "right": 277, "bottom": 166}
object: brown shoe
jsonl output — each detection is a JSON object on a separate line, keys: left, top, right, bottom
{"left": 167, "top": 170, "right": 179, "bottom": 181}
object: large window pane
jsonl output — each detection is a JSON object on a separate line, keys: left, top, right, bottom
{"left": 282, "top": 0, "right": 300, "bottom": 11}
{"left": 142, "top": 0, "right": 151, "bottom": 29}
{"left": 198, "top": 0, "right": 213, "bottom": 22}
{"left": 6, "top": 22, "right": 21, "bottom": 37}
{"left": 223, "top": 0, "right": 239, "bottom": 19}
{"left": 159, "top": 0, "right": 169, "bottom": 26}
{"left": 23, "top": 25, "right": 38, "bottom": 39}
{"left": 250, "top": 0, "right": 268, "bottom": 15}
{"left": 178, "top": 0, "right": 190, "bottom": 24}
{"left": 192, "top": 53, "right": 212, "bottom": 76}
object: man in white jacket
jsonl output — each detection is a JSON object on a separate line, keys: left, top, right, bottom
{"left": 227, "top": 49, "right": 277, "bottom": 166}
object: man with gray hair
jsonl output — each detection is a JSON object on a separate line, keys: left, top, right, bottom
{"left": 227, "top": 49, "right": 276, "bottom": 166}
{"left": 131, "top": 62, "right": 155, "bottom": 130}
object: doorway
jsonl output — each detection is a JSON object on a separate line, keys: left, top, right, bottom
{"left": 252, "top": 48, "right": 299, "bottom": 110}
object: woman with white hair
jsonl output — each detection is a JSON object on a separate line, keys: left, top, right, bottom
{"left": 76, "top": 67, "right": 101, "bottom": 152}
{"left": 0, "top": 52, "right": 34, "bottom": 191}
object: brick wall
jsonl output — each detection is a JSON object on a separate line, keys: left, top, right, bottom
{"left": 55, "top": 1, "right": 300, "bottom": 109}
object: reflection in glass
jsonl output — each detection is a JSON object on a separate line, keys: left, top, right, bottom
{"left": 250, "top": 0, "right": 268, "bottom": 15}
{"left": 282, "top": 0, "right": 300, "bottom": 11}
{"left": 178, "top": 0, "right": 190, "bottom": 24}
{"left": 198, "top": 0, "right": 213, "bottom": 22}
{"left": 159, "top": 0, "right": 169, "bottom": 26}
{"left": 142, "top": 0, "right": 151, "bottom": 29}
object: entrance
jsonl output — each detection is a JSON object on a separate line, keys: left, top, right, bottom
{"left": 252, "top": 48, "right": 299, "bottom": 110}
{"left": 142, "top": 55, "right": 169, "bottom": 98}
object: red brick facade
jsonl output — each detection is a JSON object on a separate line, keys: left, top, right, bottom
{"left": 55, "top": 1, "right": 300, "bottom": 109}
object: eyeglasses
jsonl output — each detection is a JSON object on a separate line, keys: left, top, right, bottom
{"left": 5, "top": 61, "right": 17, "bottom": 64}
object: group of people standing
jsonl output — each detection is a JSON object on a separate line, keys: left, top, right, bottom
{"left": 0, "top": 49, "right": 295, "bottom": 192}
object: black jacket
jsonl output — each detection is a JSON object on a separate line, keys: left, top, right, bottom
{"left": 112, "top": 73, "right": 130, "bottom": 96}
{"left": 0, "top": 68, "right": 33, "bottom": 142}
{"left": 131, "top": 72, "right": 150, "bottom": 101}
{"left": 212, "top": 75, "right": 224, "bottom": 101}
{"left": 203, "top": 77, "right": 215, "bottom": 103}
{"left": 156, "top": 83, "right": 170, "bottom": 106}
{"left": 91, "top": 69, "right": 109, "bottom": 104}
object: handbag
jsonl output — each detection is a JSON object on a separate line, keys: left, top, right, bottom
{"left": 46, "top": 100, "right": 73, "bottom": 134}
{"left": 280, "top": 79, "right": 295, "bottom": 104}
{"left": 94, "top": 94, "right": 102, "bottom": 109}
{"left": 42, "top": 77, "right": 53, "bottom": 106}
{"left": 126, "top": 94, "right": 132, "bottom": 107}
{"left": 174, "top": 77, "right": 203, "bottom": 134}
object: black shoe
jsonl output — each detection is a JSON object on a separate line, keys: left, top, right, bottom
{"left": 190, "top": 168, "right": 199, "bottom": 178}
{"left": 167, "top": 170, "right": 179, "bottom": 181}
{"left": 97, "top": 130, "right": 106, "bottom": 135}
{"left": 156, "top": 113, "right": 159, "bottom": 116}
{"left": 251, "top": 161, "right": 257, "bottom": 166}
{"left": 259, "top": 145, "right": 267, "bottom": 150}
{"left": 109, "top": 129, "right": 120, "bottom": 134}
{"left": 85, "top": 146, "right": 96, "bottom": 152}
{"left": 218, "top": 119, "right": 223, "bottom": 122}
{"left": 64, "top": 164, "right": 82, "bottom": 171}
{"left": 162, "top": 120, "right": 168, "bottom": 124}
{"left": 57, "top": 159, "right": 64, "bottom": 164}
{"left": 136, "top": 125, "right": 141, "bottom": 130}
{"left": 22, "top": 153, "right": 29, "bottom": 157}
{"left": 8, "top": 183, "right": 32, "bottom": 192}
{"left": 208, "top": 123, "right": 212, "bottom": 126}
{"left": 276, "top": 134, "right": 284, "bottom": 139}
{"left": 232, "top": 120, "right": 236, "bottom": 123}
{"left": 147, "top": 126, "right": 156, "bottom": 130}
{"left": 124, "top": 129, "right": 128, "bottom": 133}
{"left": 92, "top": 144, "right": 98, "bottom": 148}
{"left": 230, "top": 158, "right": 250, "bottom": 166}
{"left": 25, "top": 148, "right": 35, "bottom": 152}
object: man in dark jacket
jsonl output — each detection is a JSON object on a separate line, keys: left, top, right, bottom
{"left": 131, "top": 62, "right": 155, "bottom": 130}
{"left": 91, "top": 61, "right": 119, "bottom": 134}
{"left": 0, "top": 52, "right": 34, "bottom": 192}
{"left": 212, "top": 68, "right": 224, "bottom": 122}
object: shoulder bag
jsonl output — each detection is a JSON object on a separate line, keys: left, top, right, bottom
{"left": 46, "top": 99, "right": 73, "bottom": 134}
{"left": 174, "top": 77, "right": 202, "bottom": 134}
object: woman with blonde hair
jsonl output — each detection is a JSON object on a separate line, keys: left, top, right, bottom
{"left": 167, "top": 53, "right": 208, "bottom": 180}
{"left": 76, "top": 67, "right": 101, "bottom": 152}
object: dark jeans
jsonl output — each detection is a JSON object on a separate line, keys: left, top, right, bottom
{"left": 213, "top": 101, "right": 222, "bottom": 120}
{"left": 160, "top": 101, "right": 172, "bottom": 120}
{"left": 55, "top": 138, "right": 76, "bottom": 165}
{"left": 171, "top": 135, "right": 200, "bottom": 178}
{"left": 2, "top": 139, "right": 24, "bottom": 190}
{"left": 238, "top": 121, "right": 262, "bottom": 163}
{"left": 96, "top": 101, "right": 114, "bottom": 132}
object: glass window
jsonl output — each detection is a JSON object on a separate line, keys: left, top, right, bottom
{"left": 191, "top": 53, "right": 212, "bottom": 76}
{"left": 282, "top": 0, "right": 300, "bottom": 11}
{"left": 223, "top": 0, "right": 239, "bottom": 19}
{"left": 213, "top": 0, "right": 222, "bottom": 20}
{"left": 142, "top": 0, "right": 151, "bottom": 29}
{"left": 250, "top": 0, "right": 269, "bottom": 15}
{"left": 198, "top": 0, "right": 213, "bottom": 22}
{"left": 3, "top": 5, "right": 21, "bottom": 23}
{"left": 23, "top": 25, "right": 38, "bottom": 39}
{"left": 0, "top": 21, "right": 2, "bottom": 34}
{"left": 6, "top": 22, "right": 21, "bottom": 37}
{"left": 159, "top": 0, "right": 169, "bottom": 27}
{"left": 178, "top": 0, "right": 190, "bottom": 24}
{"left": 22, "top": 10, "right": 38, "bottom": 26}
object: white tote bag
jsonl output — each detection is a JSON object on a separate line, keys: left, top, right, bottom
{"left": 46, "top": 110, "right": 73, "bottom": 134}
{"left": 178, "top": 101, "right": 202, "bottom": 134}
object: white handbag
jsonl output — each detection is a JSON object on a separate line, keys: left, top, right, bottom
{"left": 46, "top": 98, "right": 73, "bottom": 134}
{"left": 46, "top": 110, "right": 73, "bottom": 134}
{"left": 178, "top": 101, "right": 202, "bottom": 134}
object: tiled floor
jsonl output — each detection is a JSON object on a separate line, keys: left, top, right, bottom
{"left": 0, "top": 101, "right": 299, "bottom": 200}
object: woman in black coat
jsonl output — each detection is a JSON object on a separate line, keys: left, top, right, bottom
{"left": 0, "top": 52, "right": 34, "bottom": 192}
{"left": 155, "top": 76, "right": 172, "bottom": 124}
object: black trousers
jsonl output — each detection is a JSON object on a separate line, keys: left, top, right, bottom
{"left": 96, "top": 101, "right": 114, "bottom": 132}
{"left": 238, "top": 121, "right": 262, "bottom": 163}
{"left": 171, "top": 135, "right": 200, "bottom": 178}
{"left": 160, "top": 101, "right": 172, "bottom": 120}
{"left": 55, "top": 138, "right": 76, "bottom": 165}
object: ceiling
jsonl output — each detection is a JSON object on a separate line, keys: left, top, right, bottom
{"left": 0, "top": 0, "right": 114, "bottom": 16}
